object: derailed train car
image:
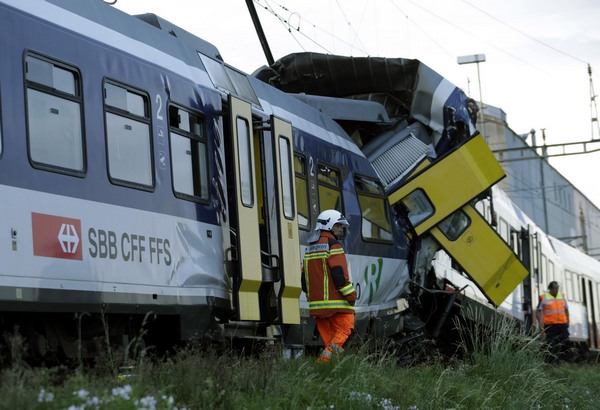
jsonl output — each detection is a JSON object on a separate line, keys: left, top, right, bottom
{"left": 0, "top": 0, "right": 528, "bottom": 362}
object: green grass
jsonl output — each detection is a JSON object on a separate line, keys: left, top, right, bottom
{"left": 1, "top": 315, "right": 599, "bottom": 409}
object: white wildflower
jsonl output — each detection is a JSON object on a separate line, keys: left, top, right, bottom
{"left": 136, "top": 395, "right": 157, "bottom": 410}
{"left": 162, "top": 394, "right": 175, "bottom": 405}
{"left": 349, "top": 391, "right": 372, "bottom": 403}
{"left": 111, "top": 384, "right": 132, "bottom": 400}
{"left": 87, "top": 396, "right": 101, "bottom": 407}
{"left": 38, "top": 388, "right": 54, "bottom": 403}
{"left": 380, "top": 397, "right": 400, "bottom": 410}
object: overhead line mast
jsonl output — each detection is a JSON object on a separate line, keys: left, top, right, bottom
{"left": 589, "top": 64, "right": 600, "bottom": 140}
{"left": 494, "top": 65, "right": 600, "bottom": 161}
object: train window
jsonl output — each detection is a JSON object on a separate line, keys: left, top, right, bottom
{"left": 317, "top": 164, "right": 342, "bottom": 213}
{"left": 198, "top": 53, "right": 260, "bottom": 106}
{"left": 510, "top": 230, "right": 521, "bottom": 255}
{"left": 279, "top": 136, "right": 295, "bottom": 219}
{"left": 104, "top": 81, "right": 153, "bottom": 188}
{"left": 294, "top": 155, "right": 310, "bottom": 229}
{"left": 0, "top": 86, "right": 3, "bottom": 155}
{"left": 540, "top": 254, "right": 547, "bottom": 286}
{"left": 548, "top": 260, "right": 555, "bottom": 282}
{"left": 474, "top": 200, "right": 485, "bottom": 219}
{"left": 226, "top": 67, "right": 260, "bottom": 106}
{"left": 401, "top": 189, "right": 434, "bottom": 226}
{"left": 532, "top": 237, "right": 539, "bottom": 283}
{"left": 355, "top": 176, "right": 393, "bottom": 242}
{"left": 168, "top": 105, "right": 209, "bottom": 201}
{"left": 498, "top": 218, "right": 509, "bottom": 242}
{"left": 25, "top": 53, "right": 84, "bottom": 173}
{"left": 573, "top": 274, "right": 581, "bottom": 302}
{"left": 438, "top": 210, "right": 470, "bottom": 241}
{"left": 565, "top": 270, "right": 574, "bottom": 299}
{"left": 236, "top": 116, "right": 253, "bottom": 207}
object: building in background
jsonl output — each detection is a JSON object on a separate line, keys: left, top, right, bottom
{"left": 482, "top": 104, "right": 600, "bottom": 260}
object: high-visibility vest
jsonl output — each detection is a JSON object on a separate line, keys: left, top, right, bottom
{"left": 303, "top": 231, "right": 355, "bottom": 316}
{"left": 540, "top": 292, "right": 568, "bottom": 325}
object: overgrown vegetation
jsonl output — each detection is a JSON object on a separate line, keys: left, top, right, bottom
{"left": 1, "top": 313, "right": 599, "bottom": 409}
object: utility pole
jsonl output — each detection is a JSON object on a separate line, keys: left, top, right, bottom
{"left": 458, "top": 54, "right": 487, "bottom": 141}
{"left": 589, "top": 64, "right": 600, "bottom": 140}
{"left": 539, "top": 129, "right": 549, "bottom": 233}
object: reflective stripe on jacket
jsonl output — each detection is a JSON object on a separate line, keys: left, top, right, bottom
{"left": 302, "top": 231, "right": 355, "bottom": 316}
{"left": 540, "top": 292, "right": 568, "bottom": 325}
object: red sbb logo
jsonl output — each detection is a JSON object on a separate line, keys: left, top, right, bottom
{"left": 32, "top": 212, "right": 83, "bottom": 260}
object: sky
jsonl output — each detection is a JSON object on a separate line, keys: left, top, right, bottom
{"left": 112, "top": 0, "right": 600, "bottom": 207}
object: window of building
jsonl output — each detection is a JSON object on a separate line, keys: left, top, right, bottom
{"left": 169, "top": 104, "right": 209, "bottom": 201}
{"left": 317, "top": 164, "right": 342, "bottom": 213}
{"left": 294, "top": 154, "right": 310, "bottom": 229}
{"left": 25, "top": 53, "right": 84, "bottom": 173}
{"left": 104, "top": 81, "right": 153, "bottom": 188}
{"left": 355, "top": 176, "right": 393, "bottom": 241}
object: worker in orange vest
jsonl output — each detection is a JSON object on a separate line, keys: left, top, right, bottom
{"left": 302, "top": 210, "right": 357, "bottom": 363}
{"left": 536, "top": 281, "right": 570, "bottom": 363}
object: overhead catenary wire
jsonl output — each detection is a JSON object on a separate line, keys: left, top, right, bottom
{"left": 254, "top": 0, "right": 371, "bottom": 56}
{"left": 461, "top": 0, "right": 589, "bottom": 65}
{"left": 403, "top": 0, "right": 548, "bottom": 73}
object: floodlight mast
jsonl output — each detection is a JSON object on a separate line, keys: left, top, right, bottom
{"left": 458, "top": 54, "right": 487, "bottom": 141}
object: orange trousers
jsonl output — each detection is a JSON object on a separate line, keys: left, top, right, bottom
{"left": 316, "top": 313, "right": 354, "bottom": 355}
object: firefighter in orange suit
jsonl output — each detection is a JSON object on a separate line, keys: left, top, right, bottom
{"left": 302, "top": 210, "right": 357, "bottom": 363}
{"left": 537, "top": 281, "right": 570, "bottom": 363}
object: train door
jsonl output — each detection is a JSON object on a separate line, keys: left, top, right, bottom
{"left": 227, "top": 95, "right": 262, "bottom": 321}
{"left": 588, "top": 281, "right": 598, "bottom": 349}
{"left": 226, "top": 96, "right": 301, "bottom": 324}
{"left": 519, "top": 226, "right": 534, "bottom": 331}
{"left": 582, "top": 278, "right": 598, "bottom": 349}
{"left": 253, "top": 114, "right": 302, "bottom": 325}
{"left": 595, "top": 283, "right": 600, "bottom": 348}
{"left": 270, "top": 116, "right": 301, "bottom": 324}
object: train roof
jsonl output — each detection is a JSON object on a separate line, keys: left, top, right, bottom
{"left": 45, "top": 0, "right": 223, "bottom": 63}
{"left": 550, "top": 236, "right": 600, "bottom": 280}
{"left": 6, "top": 0, "right": 364, "bottom": 157}
{"left": 253, "top": 52, "right": 479, "bottom": 151}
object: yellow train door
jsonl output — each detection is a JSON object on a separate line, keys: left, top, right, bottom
{"left": 271, "top": 116, "right": 301, "bottom": 324}
{"left": 229, "top": 95, "right": 262, "bottom": 320}
{"left": 389, "top": 133, "right": 529, "bottom": 306}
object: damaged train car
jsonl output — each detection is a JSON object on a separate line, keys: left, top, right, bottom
{"left": 255, "top": 53, "right": 529, "bottom": 351}
{"left": 0, "top": 0, "right": 529, "bottom": 362}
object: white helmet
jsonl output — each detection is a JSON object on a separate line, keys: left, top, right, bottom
{"left": 315, "top": 210, "right": 349, "bottom": 231}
